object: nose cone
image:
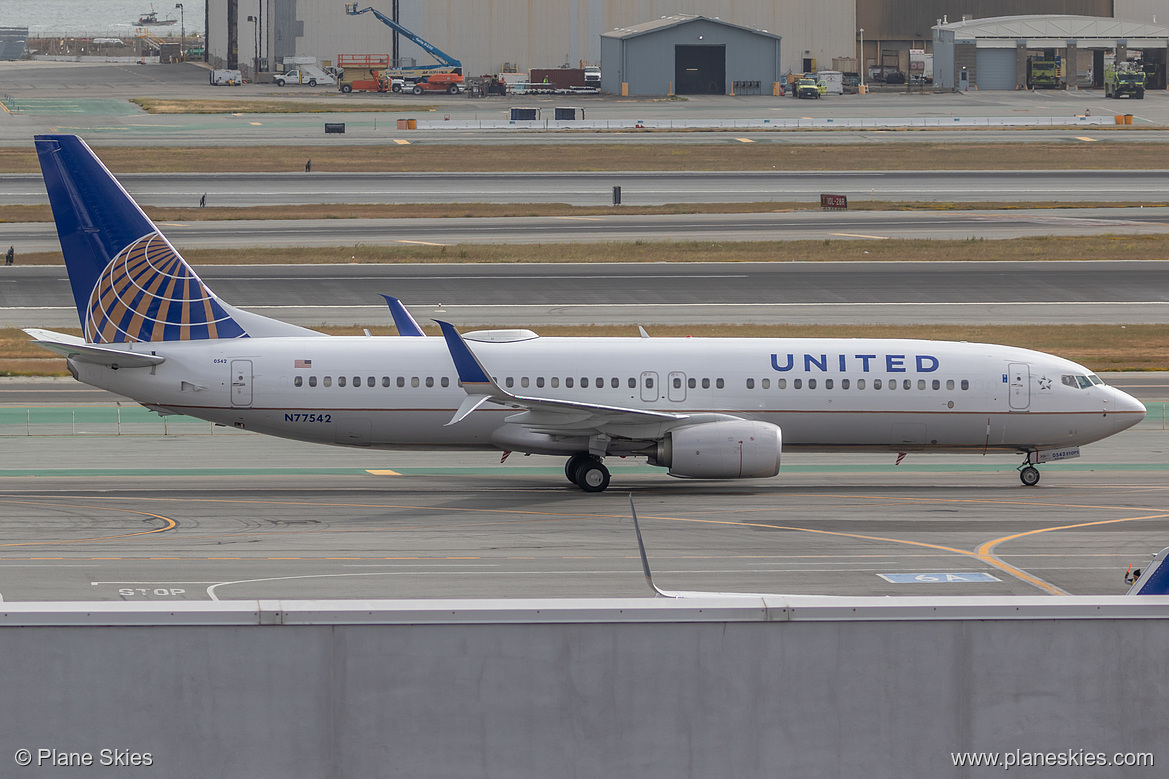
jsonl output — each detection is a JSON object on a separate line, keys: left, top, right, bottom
{"left": 1108, "top": 387, "right": 1147, "bottom": 431}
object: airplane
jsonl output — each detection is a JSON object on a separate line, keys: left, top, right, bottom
{"left": 25, "top": 134, "right": 1147, "bottom": 493}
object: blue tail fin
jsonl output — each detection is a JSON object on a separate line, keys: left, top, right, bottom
{"left": 1127, "top": 547, "right": 1169, "bottom": 595}
{"left": 36, "top": 134, "right": 248, "bottom": 343}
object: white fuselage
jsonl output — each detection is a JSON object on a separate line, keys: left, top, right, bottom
{"left": 70, "top": 335, "right": 1146, "bottom": 457}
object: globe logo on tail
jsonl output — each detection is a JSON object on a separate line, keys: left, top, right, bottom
{"left": 85, "top": 233, "right": 246, "bottom": 343}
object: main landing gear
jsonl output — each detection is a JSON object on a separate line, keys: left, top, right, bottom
{"left": 564, "top": 453, "right": 611, "bottom": 493}
{"left": 1019, "top": 464, "right": 1041, "bottom": 487}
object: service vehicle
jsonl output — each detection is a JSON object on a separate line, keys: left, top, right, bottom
{"left": 274, "top": 67, "right": 336, "bottom": 87}
{"left": 795, "top": 77, "right": 820, "bottom": 98}
{"left": 411, "top": 72, "right": 464, "bottom": 94}
{"left": 1105, "top": 63, "right": 1146, "bottom": 98}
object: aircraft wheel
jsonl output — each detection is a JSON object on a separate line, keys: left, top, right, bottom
{"left": 1020, "top": 466, "right": 1040, "bottom": 487}
{"left": 565, "top": 453, "right": 593, "bottom": 483}
{"left": 575, "top": 461, "right": 611, "bottom": 493}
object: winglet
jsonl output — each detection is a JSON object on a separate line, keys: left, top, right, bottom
{"left": 380, "top": 295, "right": 426, "bottom": 337}
{"left": 435, "top": 320, "right": 498, "bottom": 391}
{"left": 1127, "top": 546, "right": 1169, "bottom": 595}
{"left": 630, "top": 494, "right": 669, "bottom": 598}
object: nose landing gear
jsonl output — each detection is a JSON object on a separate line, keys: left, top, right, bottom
{"left": 1019, "top": 464, "right": 1041, "bottom": 487}
{"left": 564, "top": 452, "right": 611, "bottom": 493}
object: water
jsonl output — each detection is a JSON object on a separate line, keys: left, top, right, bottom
{"left": 0, "top": 0, "right": 204, "bottom": 38}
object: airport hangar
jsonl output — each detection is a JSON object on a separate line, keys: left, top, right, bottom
{"left": 205, "top": 1, "right": 1162, "bottom": 92}
{"left": 933, "top": 14, "right": 1169, "bottom": 90}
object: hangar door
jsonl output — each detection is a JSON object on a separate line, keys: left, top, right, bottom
{"left": 675, "top": 45, "right": 726, "bottom": 94}
{"left": 975, "top": 48, "right": 1016, "bottom": 90}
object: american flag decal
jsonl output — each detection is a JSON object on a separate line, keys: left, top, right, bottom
{"left": 295, "top": 359, "right": 312, "bottom": 368}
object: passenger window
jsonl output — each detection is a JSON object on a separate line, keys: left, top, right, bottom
{"left": 746, "top": 378, "right": 755, "bottom": 389}
{"left": 294, "top": 376, "right": 303, "bottom": 387}
{"left": 536, "top": 377, "right": 545, "bottom": 388}
{"left": 825, "top": 379, "right": 833, "bottom": 390}
{"left": 505, "top": 377, "right": 514, "bottom": 388}
{"left": 643, "top": 377, "right": 652, "bottom": 389}
{"left": 382, "top": 377, "right": 390, "bottom": 388}
{"left": 411, "top": 377, "right": 420, "bottom": 388}
{"left": 688, "top": 378, "right": 696, "bottom": 389}
{"left": 947, "top": 379, "right": 955, "bottom": 390}
{"left": 716, "top": 378, "right": 725, "bottom": 389}
{"left": 521, "top": 377, "right": 529, "bottom": 388}
{"left": 338, "top": 376, "right": 346, "bottom": 387}
{"left": 794, "top": 378, "right": 803, "bottom": 389}
{"left": 551, "top": 377, "right": 560, "bottom": 388}
{"left": 961, "top": 379, "right": 970, "bottom": 390}
{"left": 309, "top": 376, "right": 317, "bottom": 388}
{"left": 581, "top": 377, "right": 589, "bottom": 388}
{"left": 702, "top": 378, "right": 710, "bottom": 389}
{"left": 932, "top": 379, "right": 940, "bottom": 390}
{"left": 889, "top": 380, "right": 896, "bottom": 390}
{"left": 808, "top": 378, "right": 817, "bottom": 390}
{"left": 426, "top": 377, "right": 434, "bottom": 388}
{"left": 918, "top": 379, "right": 926, "bottom": 390}
{"left": 675, "top": 377, "right": 683, "bottom": 389}
{"left": 596, "top": 378, "right": 603, "bottom": 388}
{"left": 762, "top": 378, "right": 770, "bottom": 389}
{"left": 611, "top": 378, "right": 619, "bottom": 389}
{"left": 397, "top": 377, "right": 405, "bottom": 388}
{"left": 777, "top": 378, "right": 786, "bottom": 389}
{"left": 441, "top": 377, "right": 450, "bottom": 388}
{"left": 841, "top": 378, "right": 849, "bottom": 389}
{"left": 627, "top": 378, "right": 636, "bottom": 389}
{"left": 873, "top": 379, "right": 882, "bottom": 389}
{"left": 857, "top": 379, "right": 865, "bottom": 389}
{"left": 566, "top": 377, "right": 575, "bottom": 388}
{"left": 903, "top": 379, "right": 911, "bottom": 390}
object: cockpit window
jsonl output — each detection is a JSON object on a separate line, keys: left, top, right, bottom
{"left": 1088, "top": 374, "right": 1104, "bottom": 386}
{"left": 1062, "top": 374, "right": 1094, "bottom": 390}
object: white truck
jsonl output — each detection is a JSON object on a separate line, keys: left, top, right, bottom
{"left": 274, "top": 64, "right": 336, "bottom": 87}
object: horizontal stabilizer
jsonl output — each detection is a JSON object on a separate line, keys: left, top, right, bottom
{"left": 23, "top": 328, "right": 164, "bottom": 369}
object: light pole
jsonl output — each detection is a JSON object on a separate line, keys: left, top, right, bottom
{"left": 175, "top": 3, "right": 184, "bottom": 61}
{"left": 247, "top": 15, "right": 259, "bottom": 79}
{"left": 859, "top": 28, "right": 864, "bottom": 90}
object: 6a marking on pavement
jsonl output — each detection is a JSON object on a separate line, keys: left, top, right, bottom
{"left": 1076, "top": 136, "right": 1097, "bottom": 142}
{"left": 394, "top": 139, "right": 410, "bottom": 145}
{"left": 879, "top": 572, "right": 1001, "bottom": 583}
{"left": 396, "top": 239, "right": 448, "bottom": 246}
{"left": 829, "top": 232, "right": 890, "bottom": 240}
{"left": 735, "top": 138, "right": 755, "bottom": 143}
{"left": 366, "top": 469, "right": 401, "bottom": 476}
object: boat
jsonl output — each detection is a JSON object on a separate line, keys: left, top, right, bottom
{"left": 136, "top": 8, "right": 177, "bottom": 26}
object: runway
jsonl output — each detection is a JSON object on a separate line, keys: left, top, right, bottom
{"left": 6, "top": 207, "right": 1169, "bottom": 253}
{"left": 0, "top": 421, "right": 1167, "bottom": 602}
{"left": 8, "top": 259, "right": 1169, "bottom": 329}
{"left": 6, "top": 170, "right": 1169, "bottom": 207}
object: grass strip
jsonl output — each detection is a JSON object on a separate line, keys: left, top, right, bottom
{"left": 2, "top": 142, "right": 1169, "bottom": 174}
{"left": 8, "top": 234, "right": 1169, "bottom": 267}
{"left": 5, "top": 200, "right": 1166, "bottom": 223}
{"left": 129, "top": 98, "right": 430, "bottom": 114}
{"left": 5, "top": 324, "right": 1169, "bottom": 376}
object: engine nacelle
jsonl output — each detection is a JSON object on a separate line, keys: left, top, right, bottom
{"left": 657, "top": 420, "right": 782, "bottom": 480}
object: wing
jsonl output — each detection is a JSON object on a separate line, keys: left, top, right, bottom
{"left": 435, "top": 321, "right": 732, "bottom": 436}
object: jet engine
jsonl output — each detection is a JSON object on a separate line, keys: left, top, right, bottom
{"left": 655, "top": 420, "right": 782, "bottom": 479}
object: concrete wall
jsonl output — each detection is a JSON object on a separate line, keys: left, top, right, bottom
{"left": 1, "top": 597, "right": 1166, "bottom": 778}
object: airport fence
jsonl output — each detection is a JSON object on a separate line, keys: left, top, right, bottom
{"left": 0, "top": 406, "right": 251, "bottom": 437}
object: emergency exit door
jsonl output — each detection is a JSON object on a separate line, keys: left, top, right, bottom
{"left": 231, "top": 360, "right": 253, "bottom": 407}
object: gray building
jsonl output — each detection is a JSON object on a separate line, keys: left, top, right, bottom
{"left": 601, "top": 15, "right": 782, "bottom": 96}
{"left": 933, "top": 14, "right": 1169, "bottom": 91}
{"left": 0, "top": 26, "right": 27, "bottom": 60}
